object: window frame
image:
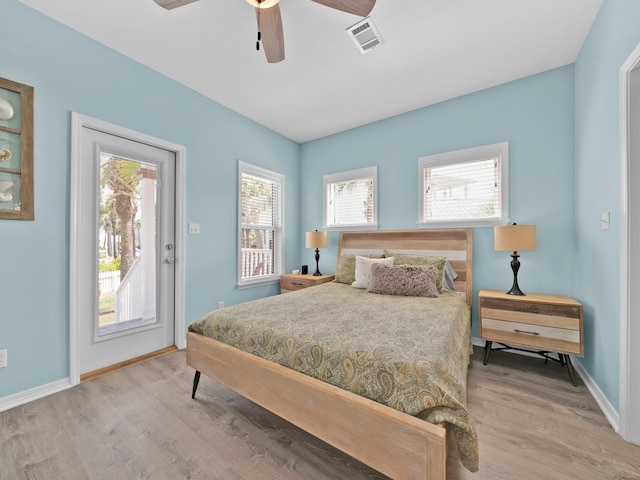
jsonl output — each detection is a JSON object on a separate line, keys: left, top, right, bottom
{"left": 323, "top": 166, "right": 378, "bottom": 232}
{"left": 417, "top": 142, "right": 509, "bottom": 228}
{"left": 237, "top": 161, "right": 285, "bottom": 289}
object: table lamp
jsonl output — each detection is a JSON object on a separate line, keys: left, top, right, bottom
{"left": 494, "top": 224, "right": 536, "bottom": 295}
{"left": 306, "top": 230, "right": 327, "bottom": 276}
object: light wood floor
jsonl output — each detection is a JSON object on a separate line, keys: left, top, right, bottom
{"left": 1, "top": 347, "right": 639, "bottom": 479}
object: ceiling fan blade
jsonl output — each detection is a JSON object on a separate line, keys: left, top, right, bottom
{"left": 153, "top": 0, "right": 199, "bottom": 10}
{"left": 257, "top": 4, "right": 285, "bottom": 64}
{"left": 311, "top": 0, "right": 375, "bottom": 17}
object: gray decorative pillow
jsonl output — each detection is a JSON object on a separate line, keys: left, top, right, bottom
{"left": 333, "top": 253, "right": 384, "bottom": 284}
{"left": 383, "top": 251, "right": 447, "bottom": 293}
{"left": 368, "top": 263, "right": 440, "bottom": 298}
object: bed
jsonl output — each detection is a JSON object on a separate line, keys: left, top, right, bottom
{"left": 187, "top": 229, "right": 477, "bottom": 479}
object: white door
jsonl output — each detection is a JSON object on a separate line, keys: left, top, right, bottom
{"left": 628, "top": 62, "right": 640, "bottom": 445}
{"left": 622, "top": 46, "right": 640, "bottom": 445}
{"left": 75, "top": 126, "right": 176, "bottom": 375}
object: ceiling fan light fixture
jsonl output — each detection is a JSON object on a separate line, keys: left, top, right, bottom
{"left": 246, "top": 0, "right": 279, "bottom": 8}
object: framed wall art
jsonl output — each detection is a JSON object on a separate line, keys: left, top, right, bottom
{"left": 0, "top": 77, "right": 34, "bottom": 220}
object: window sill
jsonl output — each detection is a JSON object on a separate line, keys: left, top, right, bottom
{"left": 237, "top": 276, "right": 280, "bottom": 290}
{"left": 417, "top": 218, "right": 507, "bottom": 229}
{"left": 324, "top": 224, "right": 379, "bottom": 232}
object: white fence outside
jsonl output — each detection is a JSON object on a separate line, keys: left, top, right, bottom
{"left": 241, "top": 248, "right": 273, "bottom": 278}
{"left": 98, "top": 270, "right": 120, "bottom": 293}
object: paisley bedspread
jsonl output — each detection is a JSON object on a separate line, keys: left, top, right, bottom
{"left": 188, "top": 282, "right": 479, "bottom": 471}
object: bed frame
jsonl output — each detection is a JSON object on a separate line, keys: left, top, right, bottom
{"left": 187, "top": 229, "right": 473, "bottom": 480}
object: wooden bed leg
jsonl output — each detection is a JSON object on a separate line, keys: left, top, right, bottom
{"left": 191, "top": 370, "right": 201, "bottom": 399}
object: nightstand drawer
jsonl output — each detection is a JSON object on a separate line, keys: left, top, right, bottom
{"left": 281, "top": 276, "right": 318, "bottom": 291}
{"left": 481, "top": 318, "right": 582, "bottom": 354}
{"left": 480, "top": 298, "right": 581, "bottom": 321}
{"left": 280, "top": 274, "right": 334, "bottom": 293}
{"left": 481, "top": 307, "right": 581, "bottom": 330}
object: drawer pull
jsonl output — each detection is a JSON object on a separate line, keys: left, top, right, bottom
{"left": 514, "top": 329, "right": 540, "bottom": 336}
{"left": 293, "top": 282, "right": 304, "bottom": 286}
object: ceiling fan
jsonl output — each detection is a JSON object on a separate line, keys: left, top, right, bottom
{"left": 153, "top": 0, "right": 376, "bottom": 63}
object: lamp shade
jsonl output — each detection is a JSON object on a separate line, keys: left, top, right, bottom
{"left": 494, "top": 225, "right": 536, "bottom": 252}
{"left": 306, "top": 230, "right": 327, "bottom": 249}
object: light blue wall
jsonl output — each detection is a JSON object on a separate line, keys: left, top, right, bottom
{"left": 300, "top": 66, "right": 576, "bottom": 336}
{"left": 0, "top": 0, "right": 300, "bottom": 398}
{"left": 574, "top": 0, "right": 640, "bottom": 410}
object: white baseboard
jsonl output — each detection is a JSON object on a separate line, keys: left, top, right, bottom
{"left": 472, "top": 336, "right": 620, "bottom": 432}
{"left": 571, "top": 357, "right": 620, "bottom": 432}
{"left": 0, "top": 378, "right": 72, "bottom": 413}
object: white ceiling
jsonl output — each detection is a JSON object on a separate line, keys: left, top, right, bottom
{"left": 20, "top": 0, "right": 602, "bottom": 143}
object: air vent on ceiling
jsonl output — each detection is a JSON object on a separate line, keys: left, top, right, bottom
{"left": 346, "top": 16, "right": 384, "bottom": 54}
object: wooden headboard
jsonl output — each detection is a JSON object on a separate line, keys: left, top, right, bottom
{"left": 337, "top": 229, "right": 473, "bottom": 307}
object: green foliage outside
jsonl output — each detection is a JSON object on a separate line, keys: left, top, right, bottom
{"left": 99, "top": 257, "right": 121, "bottom": 273}
{"left": 100, "top": 155, "right": 141, "bottom": 280}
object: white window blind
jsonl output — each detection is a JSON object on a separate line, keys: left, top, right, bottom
{"left": 238, "top": 162, "right": 284, "bottom": 287}
{"left": 324, "top": 166, "right": 378, "bottom": 231}
{"left": 418, "top": 142, "right": 508, "bottom": 228}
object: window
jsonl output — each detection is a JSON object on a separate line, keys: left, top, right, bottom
{"left": 324, "top": 166, "right": 378, "bottom": 231}
{"left": 418, "top": 142, "right": 508, "bottom": 228}
{"left": 238, "top": 161, "right": 284, "bottom": 288}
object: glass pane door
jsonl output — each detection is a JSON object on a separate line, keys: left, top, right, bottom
{"left": 97, "top": 154, "right": 157, "bottom": 337}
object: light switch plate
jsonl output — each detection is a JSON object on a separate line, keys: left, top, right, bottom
{"left": 0, "top": 349, "right": 7, "bottom": 368}
{"left": 601, "top": 212, "right": 610, "bottom": 230}
{"left": 188, "top": 223, "right": 200, "bottom": 235}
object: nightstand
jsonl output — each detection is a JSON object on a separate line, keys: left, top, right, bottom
{"left": 478, "top": 289, "right": 584, "bottom": 385}
{"left": 280, "top": 273, "right": 334, "bottom": 294}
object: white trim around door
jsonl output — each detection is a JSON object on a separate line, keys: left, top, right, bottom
{"left": 619, "top": 41, "right": 640, "bottom": 446}
{"left": 69, "top": 112, "right": 186, "bottom": 386}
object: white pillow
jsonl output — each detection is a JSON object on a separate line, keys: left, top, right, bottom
{"left": 351, "top": 256, "right": 395, "bottom": 289}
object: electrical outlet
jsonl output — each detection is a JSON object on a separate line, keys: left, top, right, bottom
{"left": 218, "top": 301, "right": 224, "bottom": 309}
{"left": 188, "top": 223, "right": 200, "bottom": 235}
{"left": 0, "top": 349, "right": 7, "bottom": 368}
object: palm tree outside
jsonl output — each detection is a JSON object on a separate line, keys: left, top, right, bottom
{"left": 98, "top": 155, "right": 141, "bottom": 326}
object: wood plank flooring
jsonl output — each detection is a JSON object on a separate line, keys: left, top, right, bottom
{"left": 1, "top": 347, "right": 639, "bottom": 479}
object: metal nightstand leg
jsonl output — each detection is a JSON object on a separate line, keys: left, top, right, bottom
{"left": 562, "top": 354, "right": 578, "bottom": 386}
{"left": 483, "top": 340, "right": 493, "bottom": 365}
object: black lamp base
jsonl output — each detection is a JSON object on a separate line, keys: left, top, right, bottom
{"left": 506, "top": 252, "right": 526, "bottom": 296}
{"left": 313, "top": 248, "right": 322, "bottom": 276}
{"left": 506, "top": 284, "right": 525, "bottom": 296}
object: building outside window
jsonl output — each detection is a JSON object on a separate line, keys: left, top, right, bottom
{"left": 418, "top": 142, "right": 508, "bottom": 228}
